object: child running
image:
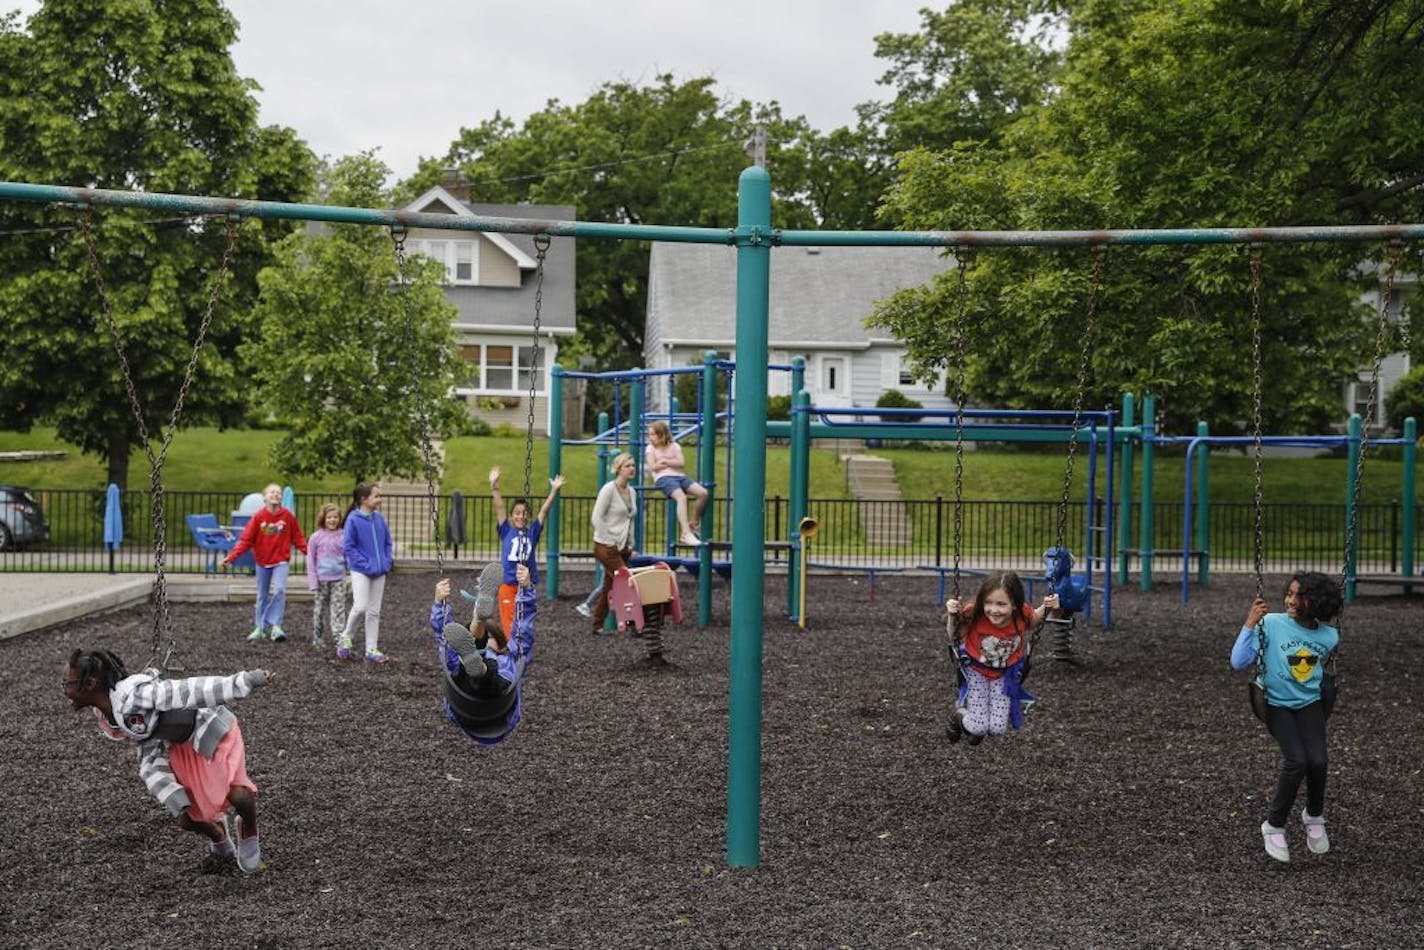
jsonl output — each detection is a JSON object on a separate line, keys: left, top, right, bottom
{"left": 61, "top": 648, "right": 275, "bottom": 873}
{"left": 1230, "top": 571, "right": 1342, "bottom": 863}
{"left": 224, "top": 483, "right": 306, "bottom": 642}
{"left": 306, "top": 502, "right": 349, "bottom": 649}
{"left": 489, "top": 466, "right": 565, "bottom": 637}
{"left": 945, "top": 571, "right": 1058, "bottom": 744}
{"left": 429, "top": 561, "right": 535, "bottom": 745}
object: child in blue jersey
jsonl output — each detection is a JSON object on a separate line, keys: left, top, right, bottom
{"left": 489, "top": 467, "right": 564, "bottom": 636}
{"left": 1230, "top": 571, "right": 1342, "bottom": 864}
{"left": 429, "top": 561, "right": 536, "bottom": 746}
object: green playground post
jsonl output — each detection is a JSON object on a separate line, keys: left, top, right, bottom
{"left": 631, "top": 378, "right": 646, "bottom": 554}
{"left": 727, "top": 166, "right": 771, "bottom": 869}
{"left": 787, "top": 382, "right": 810, "bottom": 620}
{"left": 1346, "top": 414, "right": 1362, "bottom": 601}
{"left": 1118, "top": 393, "right": 1136, "bottom": 585}
{"left": 1196, "top": 421, "right": 1210, "bottom": 586}
{"left": 698, "top": 350, "right": 718, "bottom": 625}
{"left": 1140, "top": 394, "right": 1157, "bottom": 590}
{"left": 547, "top": 365, "right": 564, "bottom": 598}
{"left": 1403, "top": 418, "right": 1417, "bottom": 588}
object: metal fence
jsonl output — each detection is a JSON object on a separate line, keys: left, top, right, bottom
{"left": 2, "top": 487, "right": 1418, "bottom": 578}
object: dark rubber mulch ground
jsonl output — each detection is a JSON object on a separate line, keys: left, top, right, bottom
{"left": 2, "top": 568, "right": 1421, "bottom": 948}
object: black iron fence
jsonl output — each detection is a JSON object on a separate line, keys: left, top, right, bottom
{"left": 1, "top": 487, "right": 1419, "bottom": 577}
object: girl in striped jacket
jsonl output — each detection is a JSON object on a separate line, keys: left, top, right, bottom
{"left": 62, "top": 648, "right": 276, "bottom": 873}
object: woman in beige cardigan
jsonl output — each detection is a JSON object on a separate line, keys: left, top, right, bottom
{"left": 588, "top": 452, "right": 637, "bottom": 633}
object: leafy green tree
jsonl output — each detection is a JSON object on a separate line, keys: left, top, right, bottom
{"left": 1385, "top": 366, "right": 1424, "bottom": 433}
{"left": 0, "top": 0, "right": 316, "bottom": 489}
{"left": 870, "top": 0, "right": 1424, "bottom": 435}
{"left": 404, "top": 75, "right": 889, "bottom": 366}
{"left": 246, "top": 154, "right": 469, "bottom": 482}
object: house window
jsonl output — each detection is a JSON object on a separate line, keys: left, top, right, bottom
{"left": 454, "top": 242, "right": 477, "bottom": 283}
{"left": 456, "top": 342, "right": 547, "bottom": 394}
{"left": 486, "top": 345, "right": 514, "bottom": 390}
{"left": 407, "top": 239, "right": 480, "bottom": 285}
{"left": 899, "top": 367, "right": 915, "bottom": 386}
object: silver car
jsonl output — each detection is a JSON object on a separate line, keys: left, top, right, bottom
{"left": 0, "top": 485, "right": 50, "bottom": 551}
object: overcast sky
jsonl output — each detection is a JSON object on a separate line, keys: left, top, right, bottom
{"left": 10, "top": 1, "right": 930, "bottom": 184}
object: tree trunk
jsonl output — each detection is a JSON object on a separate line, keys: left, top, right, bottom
{"left": 105, "top": 431, "right": 130, "bottom": 492}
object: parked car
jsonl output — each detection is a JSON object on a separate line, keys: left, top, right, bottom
{"left": 0, "top": 485, "right": 50, "bottom": 551}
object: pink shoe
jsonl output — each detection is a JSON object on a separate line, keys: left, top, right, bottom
{"left": 1261, "top": 821, "right": 1290, "bottom": 863}
{"left": 1301, "top": 810, "right": 1330, "bottom": 854}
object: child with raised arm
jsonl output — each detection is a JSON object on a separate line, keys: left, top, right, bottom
{"left": 62, "top": 648, "right": 275, "bottom": 873}
{"left": 1230, "top": 571, "right": 1342, "bottom": 864}
{"left": 945, "top": 571, "right": 1058, "bottom": 744}
{"left": 224, "top": 483, "right": 306, "bottom": 643}
{"left": 429, "top": 561, "right": 535, "bottom": 745}
{"left": 645, "top": 420, "right": 709, "bottom": 547}
{"left": 489, "top": 466, "right": 565, "bottom": 636}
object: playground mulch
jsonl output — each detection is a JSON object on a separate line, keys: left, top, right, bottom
{"left": 3, "top": 567, "right": 1422, "bottom": 948}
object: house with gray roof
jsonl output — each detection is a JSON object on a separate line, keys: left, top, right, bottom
{"left": 644, "top": 242, "right": 956, "bottom": 413}
{"left": 398, "top": 172, "right": 576, "bottom": 435}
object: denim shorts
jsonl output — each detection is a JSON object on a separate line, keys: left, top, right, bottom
{"left": 655, "top": 475, "right": 695, "bottom": 496}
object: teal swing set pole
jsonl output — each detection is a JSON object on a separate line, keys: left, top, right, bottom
{"left": 698, "top": 350, "right": 718, "bottom": 625}
{"left": 726, "top": 166, "right": 772, "bottom": 868}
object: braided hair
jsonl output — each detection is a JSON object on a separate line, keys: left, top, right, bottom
{"left": 68, "top": 648, "right": 128, "bottom": 692}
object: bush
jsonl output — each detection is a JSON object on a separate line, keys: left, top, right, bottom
{"left": 1385, "top": 366, "right": 1424, "bottom": 432}
{"left": 766, "top": 395, "right": 792, "bottom": 421}
{"left": 875, "top": 389, "right": 924, "bottom": 423}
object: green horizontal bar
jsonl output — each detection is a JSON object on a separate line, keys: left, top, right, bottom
{"left": 767, "top": 421, "right": 1142, "bottom": 442}
{"left": 4, "top": 180, "right": 1423, "bottom": 248}
{"left": 0, "top": 181, "right": 734, "bottom": 244}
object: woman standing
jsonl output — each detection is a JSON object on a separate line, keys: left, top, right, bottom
{"left": 588, "top": 452, "right": 637, "bottom": 634}
{"left": 339, "top": 482, "right": 394, "bottom": 663}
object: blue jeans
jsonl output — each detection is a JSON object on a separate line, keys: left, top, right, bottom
{"left": 254, "top": 562, "right": 290, "bottom": 631}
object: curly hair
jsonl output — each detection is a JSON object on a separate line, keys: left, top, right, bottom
{"left": 1288, "top": 571, "right": 1342, "bottom": 624}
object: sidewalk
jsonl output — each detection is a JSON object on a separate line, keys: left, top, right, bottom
{"left": 0, "top": 573, "right": 300, "bottom": 641}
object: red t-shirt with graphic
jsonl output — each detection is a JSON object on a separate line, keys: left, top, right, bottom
{"left": 957, "top": 604, "right": 1035, "bottom": 680}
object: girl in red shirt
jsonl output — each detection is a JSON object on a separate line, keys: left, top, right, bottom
{"left": 946, "top": 571, "right": 1057, "bottom": 744}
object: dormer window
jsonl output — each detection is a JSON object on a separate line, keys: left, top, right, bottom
{"left": 408, "top": 238, "right": 480, "bottom": 285}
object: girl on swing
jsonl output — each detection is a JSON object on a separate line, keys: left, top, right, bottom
{"left": 1230, "top": 571, "right": 1341, "bottom": 863}
{"left": 61, "top": 648, "right": 275, "bottom": 873}
{"left": 945, "top": 571, "right": 1058, "bottom": 744}
{"left": 428, "top": 560, "right": 535, "bottom": 746}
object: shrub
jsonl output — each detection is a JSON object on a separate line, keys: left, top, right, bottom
{"left": 876, "top": 389, "right": 924, "bottom": 423}
{"left": 1385, "top": 366, "right": 1424, "bottom": 432}
{"left": 766, "top": 395, "right": 792, "bottom": 421}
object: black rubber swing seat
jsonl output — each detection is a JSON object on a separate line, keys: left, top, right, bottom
{"left": 443, "top": 665, "right": 517, "bottom": 740}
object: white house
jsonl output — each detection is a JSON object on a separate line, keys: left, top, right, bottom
{"left": 643, "top": 242, "right": 955, "bottom": 413}
{"left": 397, "top": 172, "right": 577, "bottom": 435}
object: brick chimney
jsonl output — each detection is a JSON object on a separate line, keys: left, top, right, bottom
{"left": 439, "top": 167, "right": 471, "bottom": 202}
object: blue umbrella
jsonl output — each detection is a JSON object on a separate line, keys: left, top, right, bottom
{"left": 282, "top": 485, "right": 295, "bottom": 513}
{"left": 103, "top": 483, "right": 124, "bottom": 550}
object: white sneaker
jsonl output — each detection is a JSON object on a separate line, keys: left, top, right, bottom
{"left": 1301, "top": 810, "right": 1330, "bottom": 854}
{"left": 575, "top": 602, "right": 592, "bottom": 618}
{"left": 1261, "top": 821, "right": 1290, "bottom": 863}
{"left": 680, "top": 531, "right": 702, "bottom": 546}
{"left": 459, "top": 562, "right": 502, "bottom": 623}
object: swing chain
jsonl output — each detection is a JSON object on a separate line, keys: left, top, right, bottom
{"left": 390, "top": 227, "right": 445, "bottom": 578}
{"left": 1247, "top": 244, "right": 1266, "bottom": 602}
{"left": 512, "top": 234, "right": 550, "bottom": 637}
{"left": 80, "top": 207, "right": 239, "bottom": 667}
{"left": 947, "top": 245, "right": 974, "bottom": 617}
{"left": 1051, "top": 245, "right": 1106, "bottom": 559}
{"left": 1339, "top": 242, "right": 1403, "bottom": 627}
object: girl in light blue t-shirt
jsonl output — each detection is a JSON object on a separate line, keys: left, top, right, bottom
{"left": 1230, "top": 571, "right": 1341, "bottom": 864}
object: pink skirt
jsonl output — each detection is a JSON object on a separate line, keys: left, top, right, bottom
{"left": 168, "top": 723, "right": 257, "bottom": 824}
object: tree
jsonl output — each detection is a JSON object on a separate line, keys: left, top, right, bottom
{"left": 404, "top": 75, "right": 890, "bottom": 367}
{"left": 245, "top": 154, "right": 469, "bottom": 482}
{"left": 0, "top": 0, "right": 316, "bottom": 489}
{"left": 870, "top": 0, "right": 1424, "bottom": 435}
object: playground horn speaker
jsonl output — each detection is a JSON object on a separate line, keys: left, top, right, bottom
{"left": 798, "top": 515, "right": 819, "bottom": 629}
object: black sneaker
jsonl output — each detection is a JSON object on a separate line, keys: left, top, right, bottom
{"left": 945, "top": 707, "right": 965, "bottom": 744}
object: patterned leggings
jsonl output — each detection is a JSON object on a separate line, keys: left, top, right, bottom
{"left": 311, "top": 578, "right": 349, "bottom": 644}
{"left": 961, "top": 667, "right": 1013, "bottom": 736}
